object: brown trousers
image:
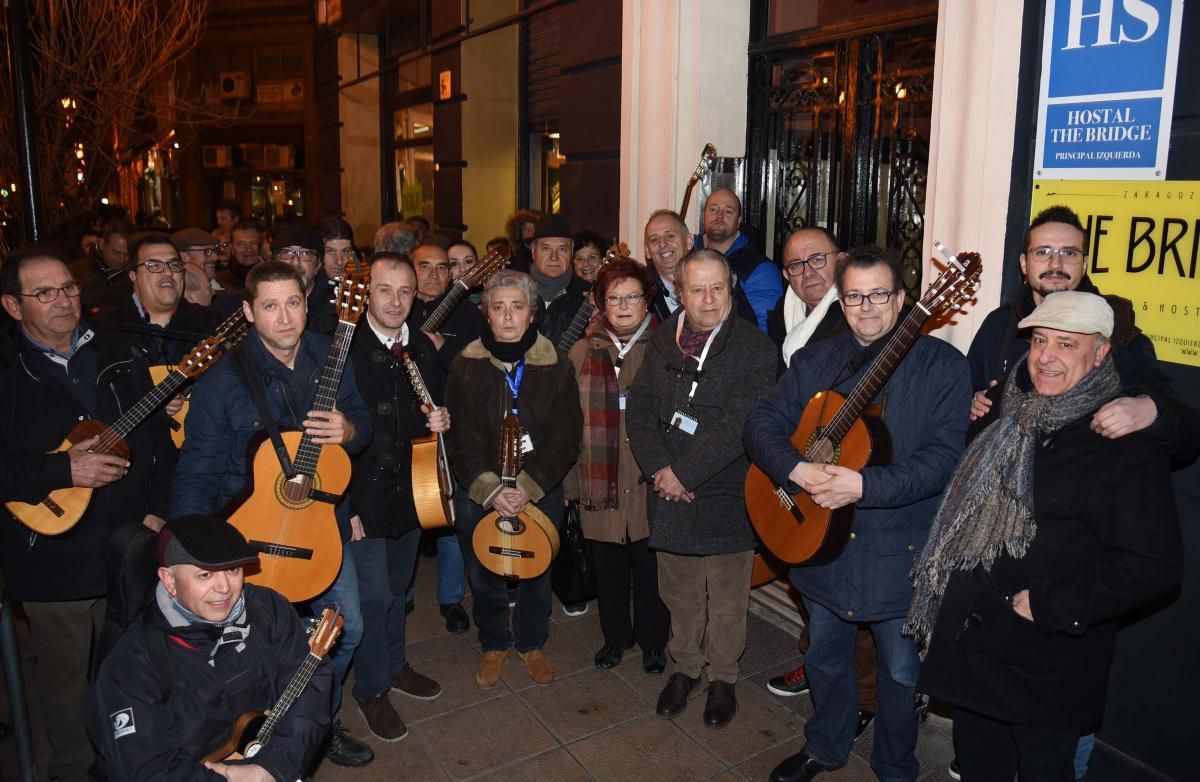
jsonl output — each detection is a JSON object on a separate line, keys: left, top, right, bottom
{"left": 798, "top": 603, "right": 877, "bottom": 711}
{"left": 657, "top": 550, "right": 754, "bottom": 684}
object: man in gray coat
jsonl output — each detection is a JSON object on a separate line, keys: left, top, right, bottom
{"left": 626, "top": 248, "right": 777, "bottom": 729}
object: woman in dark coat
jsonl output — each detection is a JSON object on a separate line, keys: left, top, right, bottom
{"left": 565, "top": 259, "right": 669, "bottom": 674}
{"left": 444, "top": 270, "right": 583, "bottom": 689}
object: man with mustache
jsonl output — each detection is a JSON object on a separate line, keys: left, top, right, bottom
{"left": 966, "top": 206, "right": 1192, "bottom": 454}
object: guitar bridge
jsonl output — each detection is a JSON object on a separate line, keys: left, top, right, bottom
{"left": 249, "top": 541, "right": 315, "bottom": 560}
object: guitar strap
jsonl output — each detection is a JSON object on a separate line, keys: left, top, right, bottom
{"left": 231, "top": 345, "right": 296, "bottom": 479}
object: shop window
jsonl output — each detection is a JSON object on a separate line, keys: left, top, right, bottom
{"left": 394, "top": 103, "right": 434, "bottom": 222}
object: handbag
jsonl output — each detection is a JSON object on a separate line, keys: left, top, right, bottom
{"left": 551, "top": 502, "right": 598, "bottom": 605}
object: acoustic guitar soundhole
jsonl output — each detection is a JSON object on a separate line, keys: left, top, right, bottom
{"left": 275, "top": 474, "right": 317, "bottom": 509}
{"left": 804, "top": 430, "right": 840, "bottom": 465}
{"left": 496, "top": 516, "right": 526, "bottom": 535}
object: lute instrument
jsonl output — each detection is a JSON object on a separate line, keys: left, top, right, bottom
{"left": 472, "top": 414, "right": 560, "bottom": 579}
{"left": 228, "top": 263, "right": 369, "bottom": 603}
{"left": 203, "top": 605, "right": 343, "bottom": 763}
{"left": 5, "top": 310, "right": 249, "bottom": 535}
{"left": 744, "top": 248, "right": 982, "bottom": 565}
{"left": 401, "top": 350, "right": 455, "bottom": 529}
{"left": 679, "top": 143, "right": 717, "bottom": 221}
{"left": 420, "top": 246, "right": 510, "bottom": 334}
{"left": 554, "top": 242, "right": 631, "bottom": 352}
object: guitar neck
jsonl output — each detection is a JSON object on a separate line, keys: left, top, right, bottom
{"left": 679, "top": 179, "right": 699, "bottom": 219}
{"left": 420, "top": 281, "right": 469, "bottom": 334}
{"left": 254, "top": 651, "right": 322, "bottom": 746}
{"left": 556, "top": 299, "right": 595, "bottom": 352}
{"left": 293, "top": 319, "right": 357, "bottom": 476}
{"left": 403, "top": 357, "right": 437, "bottom": 409}
{"left": 821, "top": 306, "right": 930, "bottom": 446}
{"left": 107, "top": 369, "right": 190, "bottom": 444}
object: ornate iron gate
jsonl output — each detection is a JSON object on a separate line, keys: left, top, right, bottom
{"left": 746, "top": 25, "right": 936, "bottom": 297}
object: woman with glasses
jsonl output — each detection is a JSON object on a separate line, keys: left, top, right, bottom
{"left": 564, "top": 259, "right": 670, "bottom": 674}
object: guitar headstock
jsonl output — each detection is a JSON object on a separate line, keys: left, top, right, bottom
{"left": 461, "top": 246, "right": 511, "bottom": 289}
{"left": 308, "top": 605, "right": 345, "bottom": 657}
{"left": 919, "top": 249, "right": 983, "bottom": 317}
{"left": 691, "top": 143, "right": 717, "bottom": 182}
{"left": 602, "top": 241, "right": 631, "bottom": 266}
{"left": 176, "top": 310, "right": 250, "bottom": 378}
{"left": 331, "top": 255, "right": 369, "bottom": 325}
{"left": 400, "top": 350, "right": 435, "bottom": 408}
{"left": 498, "top": 413, "right": 523, "bottom": 479}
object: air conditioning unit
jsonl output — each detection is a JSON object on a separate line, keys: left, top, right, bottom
{"left": 264, "top": 144, "right": 294, "bottom": 170}
{"left": 239, "top": 143, "right": 265, "bottom": 168}
{"left": 218, "top": 71, "right": 252, "bottom": 100}
{"left": 203, "top": 84, "right": 224, "bottom": 107}
{"left": 202, "top": 145, "right": 232, "bottom": 168}
{"left": 256, "top": 81, "right": 283, "bottom": 104}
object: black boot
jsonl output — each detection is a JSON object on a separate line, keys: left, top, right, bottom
{"left": 655, "top": 672, "right": 699, "bottom": 719}
{"left": 703, "top": 681, "right": 737, "bottom": 729}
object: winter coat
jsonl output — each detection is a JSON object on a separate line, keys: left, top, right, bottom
{"left": 87, "top": 584, "right": 331, "bottom": 780}
{"left": 444, "top": 333, "right": 583, "bottom": 506}
{"left": 743, "top": 330, "right": 971, "bottom": 621}
{"left": 540, "top": 275, "right": 594, "bottom": 349}
{"left": 0, "top": 325, "right": 176, "bottom": 602}
{"left": 171, "top": 329, "right": 372, "bottom": 518}
{"left": 564, "top": 327, "right": 653, "bottom": 544}
{"left": 919, "top": 405, "right": 1182, "bottom": 728}
{"left": 346, "top": 327, "right": 444, "bottom": 538}
{"left": 97, "top": 295, "right": 218, "bottom": 366}
{"left": 626, "top": 310, "right": 776, "bottom": 556}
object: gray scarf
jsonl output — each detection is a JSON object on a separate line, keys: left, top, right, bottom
{"left": 904, "top": 355, "right": 1121, "bottom": 649}
{"left": 156, "top": 582, "right": 251, "bottom": 666}
{"left": 529, "top": 265, "right": 573, "bottom": 304}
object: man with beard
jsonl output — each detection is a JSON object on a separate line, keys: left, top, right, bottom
{"left": 693, "top": 189, "right": 782, "bottom": 333}
{"left": 271, "top": 222, "right": 338, "bottom": 337}
{"left": 643, "top": 209, "right": 756, "bottom": 326}
{"left": 966, "top": 206, "right": 1190, "bottom": 454}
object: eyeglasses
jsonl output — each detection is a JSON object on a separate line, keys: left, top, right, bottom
{"left": 275, "top": 249, "right": 319, "bottom": 263}
{"left": 841, "top": 289, "right": 898, "bottom": 307}
{"left": 604, "top": 292, "right": 645, "bottom": 307}
{"left": 1027, "top": 246, "right": 1085, "bottom": 265}
{"left": 133, "top": 259, "right": 185, "bottom": 274}
{"left": 783, "top": 252, "right": 830, "bottom": 276}
{"left": 16, "top": 282, "right": 82, "bottom": 303}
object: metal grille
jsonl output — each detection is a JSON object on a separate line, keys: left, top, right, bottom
{"left": 747, "top": 26, "right": 936, "bottom": 297}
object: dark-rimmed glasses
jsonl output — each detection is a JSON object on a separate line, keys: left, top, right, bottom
{"left": 783, "top": 252, "right": 830, "bottom": 277}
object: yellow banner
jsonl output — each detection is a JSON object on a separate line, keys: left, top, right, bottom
{"left": 1031, "top": 180, "right": 1200, "bottom": 367}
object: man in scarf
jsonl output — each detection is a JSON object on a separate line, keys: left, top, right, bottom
{"left": 744, "top": 247, "right": 971, "bottom": 782}
{"left": 88, "top": 515, "right": 332, "bottom": 781}
{"left": 910, "top": 291, "right": 1182, "bottom": 782}
{"left": 765, "top": 227, "right": 848, "bottom": 369}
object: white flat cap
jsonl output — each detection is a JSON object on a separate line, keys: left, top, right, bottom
{"left": 1018, "top": 290, "right": 1113, "bottom": 338}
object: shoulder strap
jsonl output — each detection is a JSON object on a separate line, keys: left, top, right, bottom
{"left": 142, "top": 611, "right": 173, "bottom": 702}
{"left": 230, "top": 345, "right": 295, "bottom": 478}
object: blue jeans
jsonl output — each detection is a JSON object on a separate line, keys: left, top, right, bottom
{"left": 1074, "top": 733, "right": 1094, "bottom": 779}
{"left": 436, "top": 529, "right": 466, "bottom": 605}
{"left": 307, "top": 544, "right": 362, "bottom": 718}
{"left": 348, "top": 529, "right": 421, "bottom": 702}
{"left": 802, "top": 597, "right": 920, "bottom": 782}
{"left": 454, "top": 485, "right": 564, "bottom": 652}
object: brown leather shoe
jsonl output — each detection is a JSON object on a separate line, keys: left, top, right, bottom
{"left": 357, "top": 693, "right": 408, "bottom": 742}
{"left": 518, "top": 648, "right": 554, "bottom": 685}
{"left": 476, "top": 649, "right": 509, "bottom": 689}
{"left": 391, "top": 663, "right": 442, "bottom": 701}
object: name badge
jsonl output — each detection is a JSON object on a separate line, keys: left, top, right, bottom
{"left": 670, "top": 410, "right": 698, "bottom": 435}
{"left": 520, "top": 432, "right": 535, "bottom": 455}
{"left": 618, "top": 393, "right": 627, "bottom": 411}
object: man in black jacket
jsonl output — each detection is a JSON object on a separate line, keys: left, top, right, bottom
{"left": 88, "top": 515, "right": 331, "bottom": 781}
{"left": 0, "top": 244, "right": 176, "bottom": 781}
{"left": 346, "top": 253, "right": 449, "bottom": 742}
{"left": 766, "top": 227, "right": 848, "bottom": 367}
{"left": 911, "top": 291, "right": 1182, "bottom": 782}
{"left": 529, "top": 214, "right": 591, "bottom": 341}
{"left": 271, "top": 222, "right": 338, "bottom": 337}
{"left": 408, "top": 242, "right": 484, "bottom": 370}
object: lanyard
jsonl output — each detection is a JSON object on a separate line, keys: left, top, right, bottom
{"left": 503, "top": 359, "right": 525, "bottom": 415}
{"left": 604, "top": 315, "right": 651, "bottom": 377}
{"left": 674, "top": 318, "right": 721, "bottom": 405}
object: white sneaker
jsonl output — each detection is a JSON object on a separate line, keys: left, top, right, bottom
{"left": 562, "top": 602, "right": 589, "bottom": 617}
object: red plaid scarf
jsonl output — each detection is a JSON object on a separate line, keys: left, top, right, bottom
{"left": 577, "top": 331, "right": 621, "bottom": 511}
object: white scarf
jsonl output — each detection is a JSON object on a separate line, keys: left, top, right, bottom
{"left": 781, "top": 285, "right": 839, "bottom": 367}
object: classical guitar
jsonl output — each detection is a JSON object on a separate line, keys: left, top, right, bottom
{"left": 744, "top": 249, "right": 982, "bottom": 565}
{"left": 228, "top": 263, "right": 368, "bottom": 603}
{"left": 472, "top": 414, "right": 560, "bottom": 579}
{"left": 401, "top": 350, "right": 455, "bottom": 530}
{"left": 203, "top": 605, "right": 344, "bottom": 763}
{"left": 5, "top": 310, "right": 250, "bottom": 535}
{"left": 555, "top": 242, "right": 631, "bottom": 352}
{"left": 679, "top": 143, "right": 717, "bottom": 221}
{"left": 420, "top": 246, "right": 510, "bottom": 334}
